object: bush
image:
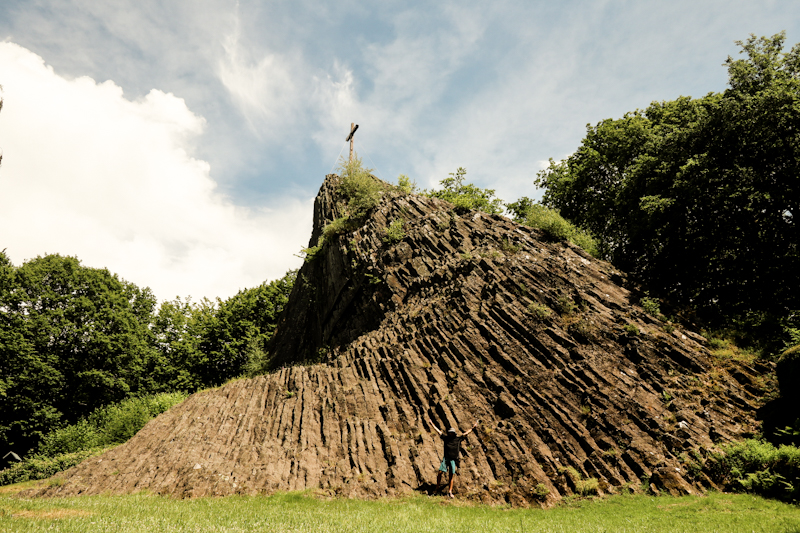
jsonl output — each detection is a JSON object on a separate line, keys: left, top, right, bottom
{"left": 322, "top": 216, "right": 354, "bottom": 240}
{"left": 36, "top": 420, "right": 101, "bottom": 457}
{"left": 92, "top": 393, "right": 186, "bottom": 444}
{"left": 424, "top": 167, "right": 503, "bottom": 215}
{"left": 522, "top": 204, "right": 599, "bottom": 256}
{"left": 1, "top": 392, "right": 187, "bottom": 486}
{"left": 554, "top": 296, "right": 578, "bottom": 316}
{"left": 640, "top": 296, "right": 663, "bottom": 318}
{"left": 562, "top": 466, "right": 600, "bottom": 496}
{"left": 527, "top": 302, "right": 552, "bottom": 321}
{"left": 383, "top": 219, "right": 406, "bottom": 243}
{"left": 337, "top": 156, "right": 382, "bottom": 218}
{"left": 0, "top": 448, "right": 108, "bottom": 486}
{"left": 704, "top": 439, "right": 800, "bottom": 501}
{"left": 396, "top": 174, "right": 417, "bottom": 194}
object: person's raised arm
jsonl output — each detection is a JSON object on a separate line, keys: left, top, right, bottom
{"left": 462, "top": 420, "right": 480, "bottom": 436}
{"left": 428, "top": 417, "right": 443, "bottom": 436}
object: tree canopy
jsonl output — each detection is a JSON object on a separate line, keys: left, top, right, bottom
{"left": 0, "top": 250, "right": 296, "bottom": 455}
{"left": 0, "top": 253, "right": 158, "bottom": 453}
{"left": 535, "top": 33, "right": 799, "bottom": 348}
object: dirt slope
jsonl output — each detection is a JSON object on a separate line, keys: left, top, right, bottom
{"left": 34, "top": 175, "right": 765, "bottom": 506}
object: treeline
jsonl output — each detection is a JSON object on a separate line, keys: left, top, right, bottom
{"left": 532, "top": 32, "right": 799, "bottom": 355}
{"left": 0, "top": 251, "right": 295, "bottom": 457}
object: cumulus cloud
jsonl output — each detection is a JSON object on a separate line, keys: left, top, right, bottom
{"left": 0, "top": 42, "right": 309, "bottom": 301}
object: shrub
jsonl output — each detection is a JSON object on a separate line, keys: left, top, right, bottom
{"left": 527, "top": 302, "right": 552, "bottom": 321}
{"left": 89, "top": 393, "right": 187, "bottom": 445}
{"left": 623, "top": 324, "right": 640, "bottom": 336}
{"left": 36, "top": 420, "right": 101, "bottom": 457}
{"left": 298, "top": 239, "right": 324, "bottom": 263}
{"left": 499, "top": 238, "right": 520, "bottom": 254}
{"left": 396, "top": 174, "right": 417, "bottom": 194}
{"left": 337, "top": 156, "right": 382, "bottom": 218}
{"left": 554, "top": 296, "right": 578, "bottom": 316}
{"left": 520, "top": 203, "right": 599, "bottom": 256}
{"left": 0, "top": 448, "right": 108, "bottom": 486}
{"left": 640, "top": 296, "right": 663, "bottom": 318}
{"left": 532, "top": 482, "right": 550, "bottom": 499}
{"left": 562, "top": 466, "right": 600, "bottom": 496}
{"left": 383, "top": 219, "right": 406, "bottom": 243}
{"left": 423, "top": 167, "right": 503, "bottom": 215}
{"left": 1, "top": 392, "right": 187, "bottom": 486}
{"left": 704, "top": 439, "right": 800, "bottom": 501}
{"left": 322, "top": 217, "right": 354, "bottom": 240}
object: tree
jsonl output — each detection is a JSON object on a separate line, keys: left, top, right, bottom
{"left": 426, "top": 167, "right": 504, "bottom": 215}
{"left": 535, "top": 33, "right": 799, "bottom": 348}
{"left": 0, "top": 253, "right": 158, "bottom": 454}
{"left": 198, "top": 270, "right": 296, "bottom": 384}
{"left": 151, "top": 270, "right": 297, "bottom": 389}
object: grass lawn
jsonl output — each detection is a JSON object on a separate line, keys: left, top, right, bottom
{"left": 1, "top": 482, "right": 799, "bottom": 533}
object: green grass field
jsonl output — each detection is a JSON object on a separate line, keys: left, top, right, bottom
{"left": 1, "top": 483, "right": 799, "bottom": 533}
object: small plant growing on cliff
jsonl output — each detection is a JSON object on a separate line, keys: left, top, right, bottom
{"left": 396, "top": 174, "right": 417, "bottom": 194}
{"left": 532, "top": 483, "right": 550, "bottom": 499}
{"left": 508, "top": 198, "right": 599, "bottom": 257}
{"left": 640, "top": 296, "right": 661, "bottom": 316}
{"left": 500, "top": 237, "right": 520, "bottom": 254}
{"left": 297, "top": 238, "right": 324, "bottom": 263}
{"left": 337, "top": 156, "right": 382, "bottom": 218}
{"left": 554, "top": 296, "right": 578, "bottom": 316}
{"left": 423, "top": 167, "right": 503, "bottom": 215}
{"left": 623, "top": 323, "right": 640, "bottom": 336}
{"left": 383, "top": 219, "right": 406, "bottom": 243}
{"left": 323, "top": 216, "right": 355, "bottom": 239}
{"left": 527, "top": 302, "right": 552, "bottom": 321}
{"left": 561, "top": 466, "right": 600, "bottom": 496}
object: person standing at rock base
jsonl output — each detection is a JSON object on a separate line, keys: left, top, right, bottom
{"left": 428, "top": 417, "right": 479, "bottom": 498}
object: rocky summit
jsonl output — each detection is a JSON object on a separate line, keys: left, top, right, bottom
{"left": 35, "top": 174, "right": 766, "bottom": 506}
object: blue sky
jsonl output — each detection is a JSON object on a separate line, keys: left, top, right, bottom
{"left": 0, "top": 0, "right": 797, "bottom": 301}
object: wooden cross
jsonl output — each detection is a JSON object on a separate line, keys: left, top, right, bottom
{"left": 346, "top": 122, "right": 359, "bottom": 161}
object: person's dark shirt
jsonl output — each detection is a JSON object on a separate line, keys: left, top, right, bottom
{"left": 440, "top": 433, "right": 467, "bottom": 460}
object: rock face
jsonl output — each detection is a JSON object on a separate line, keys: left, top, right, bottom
{"left": 35, "top": 175, "right": 766, "bottom": 505}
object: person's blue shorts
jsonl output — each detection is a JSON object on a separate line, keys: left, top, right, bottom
{"left": 439, "top": 458, "right": 457, "bottom": 474}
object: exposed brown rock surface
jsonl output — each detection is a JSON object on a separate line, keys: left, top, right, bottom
{"left": 34, "top": 175, "right": 766, "bottom": 506}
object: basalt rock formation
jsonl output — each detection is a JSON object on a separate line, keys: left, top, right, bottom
{"left": 35, "top": 174, "right": 767, "bottom": 506}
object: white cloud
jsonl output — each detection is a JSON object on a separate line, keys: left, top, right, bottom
{"left": 0, "top": 42, "right": 309, "bottom": 301}
{"left": 217, "top": 13, "right": 301, "bottom": 136}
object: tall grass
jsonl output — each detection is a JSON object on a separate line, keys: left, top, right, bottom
{"left": 1, "top": 490, "right": 798, "bottom": 533}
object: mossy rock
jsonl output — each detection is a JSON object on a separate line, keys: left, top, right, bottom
{"left": 776, "top": 344, "right": 800, "bottom": 400}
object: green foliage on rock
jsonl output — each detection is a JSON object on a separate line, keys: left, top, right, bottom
{"left": 534, "top": 32, "right": 800, "bottom": 350}
{"left": 383, "top": 219, "right": 406, "bottom": 243}
{"left": 506, "top": 198, "right": 599, "bottom": 256}
{"left": 337, "top": 156, "right": 383, "bottom": 219}
{"left": 705, "top": 438, "right": 800, "bottom": 501}
{"left": 396, "top": 174, "right": 417, "bottom": 194}
{"left": 425, "top": 167, "right": 503, "bottom": 215}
